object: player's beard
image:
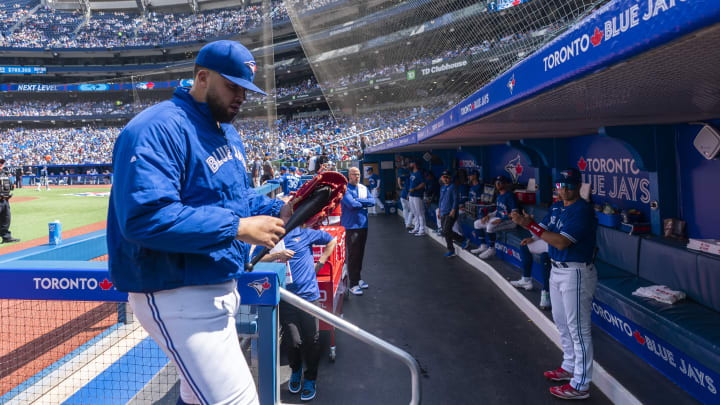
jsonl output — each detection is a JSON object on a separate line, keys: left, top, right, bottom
{"left": 206, "top": 87, "right": 237, "bottom": 123}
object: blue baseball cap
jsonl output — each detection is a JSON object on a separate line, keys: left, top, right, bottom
{"left": 196, "top": 40, "right": 267, "bottom": 95}
{"left": 555, "top": 168, "right": 582, "bottom": 185}
{"left": 289, "top": 166, "right": 297, "bottom": 172}
{"left": 299, "top": 168, "right": 307, "bottom": 173}
{"left": 494, "top": 175, "right": 510, "bottom": 184}
{"left": 280, "top": 165, "right": 288, "bottom": 171}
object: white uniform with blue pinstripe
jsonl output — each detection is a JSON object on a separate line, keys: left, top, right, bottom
{"left": 128, "top": 280, "right": 259, "bottom": 405}
{"left": 539, "top": 199, "right": 597, "bottom": 392}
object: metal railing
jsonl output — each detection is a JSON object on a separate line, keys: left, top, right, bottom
{"left": 280, "top": 288, "right": 422, "bottom": 405}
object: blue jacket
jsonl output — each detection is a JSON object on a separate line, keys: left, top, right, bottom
{"left": 340, "top": 183, "right": 375, "bottom": 229}
{"left": 107, "top": 87, "right": 283, "bottom": 293}
{"left": 439, "top": 183, "right": 459, "bottom": 216}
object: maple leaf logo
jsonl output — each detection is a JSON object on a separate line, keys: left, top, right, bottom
{"left": 515, "top": 162, "right": 523, "bottom": 175}
{"left": 591, "top": 27, "right": 603, "bottom": 46}
{"left": 633, "top": 330, "right": 645, "bottom": 345}
{"left": 578, "top": 157, "right": 588, "bottom": 171}
{"left": 99, "top": 278, "right": 113, "bottom": 290}
{"left": 512, "top": 0, "right": 520, "bottom": 5}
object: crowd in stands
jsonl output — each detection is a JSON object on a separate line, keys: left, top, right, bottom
{"left": 0, "top": 126, "right": 118, "bottom": 166}
{"left": 0, "top": 0, "right": 342, "bottom": 48}
{"left": 0, "top": 99, "right": 160, "bottom": 117}
{"left": 0, "top": 104, "right": 440, "bottom": 166}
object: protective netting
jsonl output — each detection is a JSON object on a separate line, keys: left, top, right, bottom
{"left": 0, "top": 256, "right": 176, "bottom": 404}
{"left": 285, "top": 0, "right": 609, "bottom": 146}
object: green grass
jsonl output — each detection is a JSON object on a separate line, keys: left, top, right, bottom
{"left": 5, "top": 186, "right": 110, "bottom": 245}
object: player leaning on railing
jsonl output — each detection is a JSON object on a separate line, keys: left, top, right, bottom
{"left": 107, "top": 40, "right": 292, "bottom": 405}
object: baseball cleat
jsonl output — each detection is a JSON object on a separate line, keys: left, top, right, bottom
{"left": 444, "top": 251, "right": 457, "bottom": 258}
{"left": 544, "top": 367, "right": 573, "bottom": 381}
{"left": 461, "top": 240, "right": 471, "bottom": 250}
{"left": 539, "top": 291, "right": 551, "bottom": 310}
{"left": 549, "top": 383, "right": 589, "bottom": 400}
{"left": 349, "top": 286, "right": 363, "bottom": 295}
{"left": 408, "top": 229, "right": 417, "bottom": 234}
{"left": 478, "top": 247, "right": 496, "bottom": 259}
{"left": 470, "top": 244, "right": 489, "bottom": 254}
{"left": 510, "top": 277, "right": 533, "bottom": 291}
{"left": 358, "top": 279, "right": 369, "bottom": 289}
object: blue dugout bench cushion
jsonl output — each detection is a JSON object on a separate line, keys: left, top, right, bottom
{"left": 639, "top": 237, "right": 720, "bottom": 313}
{"left": 596, "top": 276, "right": 720, "bottom": 376}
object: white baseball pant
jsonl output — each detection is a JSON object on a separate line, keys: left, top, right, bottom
{"left": 473, "top": 215, "right": 517, "bottom": 233}
{"left": 409, "top": 196, "right": 425, "bottom": 233}
{"left": 369, "top": 188, "right": 384, "bottom": 214}
{"left": 128, "top": 280, "right": 259, "bottom": 405}
{"left": 401, "top": 198, "right": 414, "bottom": 227}
{"left": 550, "top": 264, "right": 598, "bottom": 392}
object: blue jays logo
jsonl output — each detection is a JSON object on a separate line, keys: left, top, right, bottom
{"left": 504, "top": 154, "right": 524, "bottom": 183}
{"left": 293, "top": 237, "right": 301, "bottom": 243}
{"left": 248, "top": 277, "right": 272, "bottom": 297}
{"left": 244, "top": 61, "right": 257, "bottom": 75}
{"left": 507, "top": 74, "right": 516, "bottom": 94}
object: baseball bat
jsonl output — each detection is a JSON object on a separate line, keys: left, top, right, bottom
{"left": 245, "top": 184, "right": 333, "bottom": 271}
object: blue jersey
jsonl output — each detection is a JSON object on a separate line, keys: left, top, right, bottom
{"left": 458, "top": 184, "right": 469, "bottom": 204}
{"left": 285, "top": 174, "right": 301, "bottom": 193}
{"left": 494, "top": 191, "right": 519, "bottom": 220}
{"left": 469, "top": 183, "right": 483, "bottom": 203}
{"left": 408, "top": 171, "right": 425, "bottom": 198}
{"left": 540, "top": 199, "right": 597, "bottom": 263}
{"left": 283, "top": 227, "right": 334, "bottom": 301}
{"left": 438, "top": 183, "right": 459, "bottom": 216}
{"left": 399, "top": 174, "right": 409, "bottom": 199}
{"left": 368, "top": 174, "right": 380, "bottom": 191}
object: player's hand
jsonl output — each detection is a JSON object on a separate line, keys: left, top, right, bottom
{"left": 279, "top": 202, "right": 293, "bottom": 224}
{"left": 481, "top": 216, "right": 490, "bottom": 224}
{"left": 511, "top": 210, "right": 532, "bottom": 228}
{"left": 450, "top": 209, "right": 456, "bottom": 218}
{"left": 314, "top": 261, "right": 325, "bottom": 273}
{"left": 236, "top": 216, "right": 285, "bottom": 249}
{"left": 275, "top": 249, "right": 295, "bottom": 262}
{"left": 520, "top": 237, "right": 534, "bottom": 246}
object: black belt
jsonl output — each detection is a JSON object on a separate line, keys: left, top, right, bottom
{"left": 551, "top": 260, "right": 591, "bottom": 268}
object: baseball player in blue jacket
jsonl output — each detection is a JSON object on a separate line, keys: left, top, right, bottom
{"left": 511, "top": 169, "right": 598, "bottom": 400}
{"left": 107, "top": 41, "right": 291, "bottom": 405}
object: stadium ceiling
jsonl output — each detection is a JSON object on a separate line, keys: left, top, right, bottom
{"left": 382, "top": 21, "right": 720, "bottom": 152}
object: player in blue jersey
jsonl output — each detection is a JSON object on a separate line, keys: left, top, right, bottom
{"left": 438, "top": 171, "right": 467, "bottom": 257}
{"left": 286, "top": 166, "right": 301, "bottom": 193}
{"left": 471, "top": 175, "right": 519, "bottom": 259}
{"left": 468, "top": 170, "right": 483, "bottom": 203}
{"left": 280, "top": 226, "right": 337, "bottom": 401}
{"left": 511, "top": 168, "right": 598, "bottom": 400}
{"left": 397, "top": 167, "right": 414, "bottom": 229}
{"left": 366, "top": 167, "right": 384, "bottom": 215}
{"left": 407, "top": 160, "right": 426, "bottom": 236}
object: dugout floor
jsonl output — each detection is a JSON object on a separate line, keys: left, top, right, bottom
{"left": 274, "top": 214, "right": 699, "bottom": 405}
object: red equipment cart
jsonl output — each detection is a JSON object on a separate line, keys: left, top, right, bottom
{"left": 312, "top": 207, "right": 348, "bottom": 362}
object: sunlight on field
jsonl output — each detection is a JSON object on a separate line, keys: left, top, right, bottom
{"left": 5, "top": 186, "right": 111, "bottom": 245}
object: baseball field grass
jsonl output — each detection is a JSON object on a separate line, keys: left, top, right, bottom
{"left": 3, "top": 185, "right": 111, "bottom": 246}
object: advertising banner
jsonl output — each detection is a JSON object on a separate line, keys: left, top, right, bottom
{"left": 592, "top": 299, "right": 719, "bottom": 404}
